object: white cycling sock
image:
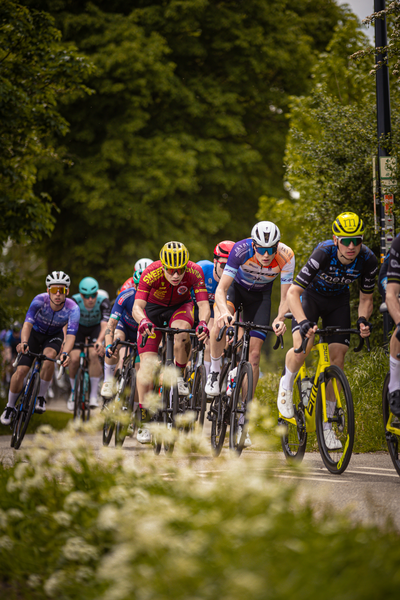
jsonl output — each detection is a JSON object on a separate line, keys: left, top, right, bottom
{"left": 69, "top": 377, "right": 75, "bottom": 392}
{"left": 39, "top": 379, "right": 51, "bottom": 398}
{"left": 323, "top": 400, "right": 336, "bottom": 431}
{"left": 204, "top": 361, "right": 211, "bottom": 377}
{"left": 104, "top": 363, "right": 116, "bottom": 382}
{"left": 210, "top": 356, "right": 221, "bottom": 375}
{"left": 7, "top": 391, "right": 20, "bottom": 409}
{"left": 90, "top": 377, "right": 100, "bottom": 399}
{"left": 388, "top": 355, "right": 400, "bottom": 394}
{"left": 282, "top": 365, "right": 297, "bottom": 391}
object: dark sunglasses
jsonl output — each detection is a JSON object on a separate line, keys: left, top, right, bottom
{"left": 164, "top": 266, "right": 186, "bottom": 276}
{"left": 49, "top": 286, "right": 67, "bottom": 295}
{"left": 338, "top": 237, "right": 363, "bottom": 247}
{"left": 254, "top": 243, "right": 278, "bottom": 256}
{"left": 82, "top": 292, "right": 97, "bottom": 299}
{"left": 216, "top": 260, "right": 227, "bottom": 269}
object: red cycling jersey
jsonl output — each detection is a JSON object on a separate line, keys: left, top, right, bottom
{"left": 136, "top": 260, "right": 208, "bottom": 307}
{"left": 120, "top": 277, "right": 134, "bottom": 292}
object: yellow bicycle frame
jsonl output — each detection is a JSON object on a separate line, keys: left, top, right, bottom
{"left": 283, "top": 341, "right": 343, "bottom": 433}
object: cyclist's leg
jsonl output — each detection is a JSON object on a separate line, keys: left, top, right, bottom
{"left": 37, "top": 333, "right": 63, "bottom": 413}
{"left": 242, "top": 288, "right": 271, "bottom": 393}
{"left": 206, "top": 286, "right": 236, "bottom": 396}
{"left": 0, "top": 364, "right": 30, "bottom": 424}
{"left": 101, "top": 325, "right": 125, "bottom": 399}
{"left": 68, "top": 326, "right": 86, "bottom": 408}
{"left": 169, "top": 302, "right": 195, "bottom": 395}
{"left": 87, "top": 324, "right": 102, "bottom": 407}
{"left": 388, "top": 333, "right": 400, "bottom": 416}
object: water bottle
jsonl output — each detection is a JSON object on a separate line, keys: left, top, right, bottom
{"left": 301, "top": 377, "right": 313, "bottom": 406}
{"left": 226, "top": 367, "right": 237, "bottom": 397}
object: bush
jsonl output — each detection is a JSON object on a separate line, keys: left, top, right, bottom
{"left": 0, "top": 417, "right": 399, "bottom": 600}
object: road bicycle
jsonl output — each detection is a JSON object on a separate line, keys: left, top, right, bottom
{"left": 184, "top": 328, "right": 207, "bottom": 429}
{"left": 382, "top": 372, "right": 400, "bottom": 476}
{"left": 102, "top": 338, "right": 138, "bottom": 447}
{"left": 208, "top": 319, "right": 283, "bottom": 457}
{"left": 278, "top": 326, "right": 368, "bottom": 475}
{"left": 142, "top": 325, "right": 197, "bottom": 455}
{"left": 73, "top": 341, "right": 94, "bottom": 422}
{"left": 10, "top": 349, "right": 63, "bottom": 449}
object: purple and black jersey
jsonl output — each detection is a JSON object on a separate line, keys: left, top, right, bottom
{"left": 294, "top": 240, "right": 378, "bottom": 297}
{"left": 386, "top": 234, "right": 400, "bottom": 286}
{"left": 110, "top": 288, "right": 138, "bottom": 331}
{"left": 25, "top": 294, "right": 80, "bottom": 336}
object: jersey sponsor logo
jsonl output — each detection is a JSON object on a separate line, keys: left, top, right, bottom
{"left": 310, "top": 258, "right": 319, "bottom": 270}
{"left": 143, "top": 266, "right": 163, "bottom": 285}
{"left": 118, "top": 290, "right": 135, "bottom": 305}
{"left": 154, "top": 288, "right": 167, "bottom": 299}
{"left": 178, "top": 285, "right": 189, "bottom": 295}
{"left": 319, "top": 273, "right": 352, "bottom": 285}
{"left": 302, "top": 266, "right": 311, "bottom": 277}
{"left": 390, "top": 258, "right": 400, "bottom": 269}
{"left": 208, "top": 278, "right": 212, "bottom": 284}
{"left": 234, "top": 242, "right": 249, "bottom": 258}
{"left": 296, "top": 275, "right": 308, "bottom": 285}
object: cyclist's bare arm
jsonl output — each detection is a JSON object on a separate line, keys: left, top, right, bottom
{"left": 387, "top": 282, "right": 400, "bottom": 324}
{"left": 132, "top": 298, "right": 152, "bottom": 336}
{"left": 357, "top": 291, "right": 373, "bottom": 338}
{"left": 287, "top": 284, "right": 317, "bottom": 338}
{"left": 17, "top": 322, "right": 33, "bottom": 353}
{"left": 215, "top": 273, "right": 235, "bottom": 327}
{"left": 272, "top": 283, "right": 291, "bottom": 336}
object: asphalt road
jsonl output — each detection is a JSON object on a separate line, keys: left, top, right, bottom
{"left": 1, "top": 425, "right": 399, "bottom": 530}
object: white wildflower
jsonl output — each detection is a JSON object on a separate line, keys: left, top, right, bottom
{"left": 64, "top": 491, "right": 91, "bottom": 513}
{"left": 97, "top": 505, "right": 119, "bottom": 531}
{"left": 62, "top": 536, "right": 98, "bottom": 562}
{"left": 0, "top": 509, "right": 7, "bottom": 530}
{"left": 0, "top": 535, "right": 13, "bottom": 550}
{"left": 7, "top": 508, "right": 24, "bottom": 520}
{"left": 36, "top": 505, "right": 48, "bottom": 515}
{"left": 27, "top": 574, "right": 41, "bottom": 589}
{"left": 44, "top": 570, "right": 65, "bottom": 596}
{"left": 53, "top": 511, "right": 72, "bottom": 527}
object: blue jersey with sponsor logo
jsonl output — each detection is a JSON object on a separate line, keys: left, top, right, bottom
{"left": 25, "top": 294, "right": 80, "bottom": 336}
{"left": 196, "top": 260, "right": 217, "bottom": 302}
{"left": 224, "top": 238, "right": 295, "bottom": 292}
{"left": 110, "top": 288, "right": 138, "bottom": 330}
{"left": 294, "top": 240, "right": 378, "bottom": 296}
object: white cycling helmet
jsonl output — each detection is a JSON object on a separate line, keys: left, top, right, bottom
{"left": 251, "top": 221, "right": 280, "bottom": 247}
{"left": 134, "top": 258, "right": 153, "bottom": 273}
{"left": 46, "top": 270, "right": 71, "bottom": 288}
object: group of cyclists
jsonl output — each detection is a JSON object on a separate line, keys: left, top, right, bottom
{"left": 3, "top": 209, "right": 400, "bottom": 454}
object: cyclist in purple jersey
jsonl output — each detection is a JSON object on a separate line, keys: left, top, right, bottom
{"left": 205, "top": 222, "right": 294, "bottom": 410}
{"left": 384, "top": 233, "right": 400, "bottom": 417}
{"left": 277, "top": 213, "right": 377, "bottom": 450}
{"left": 0, "top": 271, "right": 80, "bottom": 425}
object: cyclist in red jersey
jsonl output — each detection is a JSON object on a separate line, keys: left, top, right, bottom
{"left": 132, "top": 241, "right": 210, "bottom": 408}
{"left": 120, "top": 258, "right": 153, "bottom": 293}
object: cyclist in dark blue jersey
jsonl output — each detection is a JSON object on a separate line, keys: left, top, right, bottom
{"left": 0, "top": 271, "right": 80, "bottom": 425}
{"left": 277, "top": 212, "right": 378, "bottom": 450}
{"left": 384, "top": 234, "right": 400, "bottom": 417}
{"left": 68, "top": 277, "right": 111, "bottom": 411}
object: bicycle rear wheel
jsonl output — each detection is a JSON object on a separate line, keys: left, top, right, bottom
{"left": 229, "top": 362, "right": 253, "bottom": 456}
{"left": 115, "top": 368, "right": 137, "bottom": 447}
{"left": 210, "top": 362, "right": 230, "bottom": 456}
{"left": 316, "top": 365, "right": 354, "bottom": 474}
{"left": 163, "top": 384, "right": 178, "bottom": 455}
{"left": 12, "top": 372, "right": 40, "bottom": 450}
{"left": 192, "top": 365, "right": 207, "bottom": 428}
{"left": 382, "top": 372, "right": 400, "bottom": 476}
{"left": 280, "top": 378, "right": 307, "bottom": 462}
{"left": 74, "top": 369, "right": 90, "bottom": 422}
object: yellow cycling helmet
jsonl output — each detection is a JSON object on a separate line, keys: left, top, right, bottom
{"left": 159, "top": 241, "right": 189, "bottom": 269}
{"left": 332, "top": 212, "right": 365, "bottom": 237}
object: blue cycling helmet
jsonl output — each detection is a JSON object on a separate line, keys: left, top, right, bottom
{"left": 79, "top": 277, "right": 99, "bottom": 295}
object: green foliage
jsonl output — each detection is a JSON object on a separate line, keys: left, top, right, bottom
{"left": 0, "top": 423, "right": 399, "bottom": 599}
{"left": 0, "top": 0, "right": 94, "bottom": 247}
{"left": 19, "top": 0, "right": 348, "bottom": 290}
{"left": 0, "top": 409, "right": 72, "bottom": 436}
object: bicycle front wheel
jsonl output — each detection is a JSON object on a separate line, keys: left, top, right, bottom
{"left": 229, "top": 362, "right": 253, "bottom": 456}
{"left": 382, "top": 372, "right": 400, "bottom": 476}
{"left": 115, "top": 368, "right": 137, "bottom": 447}
{"left": 210, "top": 361, "right": 230, "bottom": 456}
{"left": 192, "top": 365, "right": 207, "bottom": 428}
{"left": 12, "top": 372, "right": 40, "bottom": 450}
{"left": 316, "top": 365, "right": 354, "bottom": 474}
{"left": 74, "top": 369, "right": 90, "bottom": 422}
{"left": 163, "top": 384, "right": 178, "bottom": 455}
{"left": 280, "top": 378, "right": 307, "bottom": 462}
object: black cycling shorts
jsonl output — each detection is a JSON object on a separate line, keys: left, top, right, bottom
{"left": 292, "top": 289, "right": 351, "bottom": 346}
{"left": 74, "top": 323, "right": 101, "bottom": 346}
{"left": 226, "top": 281, "right": 271, "bottom": 340}
{"left": 18, "top": 329, "right": 64, "bottom": 368}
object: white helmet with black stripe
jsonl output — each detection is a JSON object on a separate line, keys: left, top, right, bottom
{"left": 46, "top": 270, "right": 71, "bottom": 288}
{"left": 251, "top": 221, "right": 280, "bottom": 247}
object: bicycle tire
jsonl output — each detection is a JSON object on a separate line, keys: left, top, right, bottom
{"left": 315, "top": 365, "right": 354, "bottom": 474}
{"left": 74, "top": 369, "right": 88, "bottom": 422}
{"left": 12, "top": 372, "right": 40, "bottom": 450}
{"left": 229, "top": 361, "right": 253, "bottom": 456}
{"left": 102, "top": 369, "right": 119, "bottom": 446}
{"left": 382, "top": 372, "right": 400, "bottom": 476}
{"left": 115, "top": 368, "right": 137, "bottom": 447}
{"left": 164, "top": 384, "right": 178, "bottom": 455}
{"left": 210, "top": 361, "right": 231, "bottom": 456}
{"left": 192, "top": 365, "right": 207, "bottom": 428}
{"left": 280, "top": 378, "right": 307, "bottom": 462}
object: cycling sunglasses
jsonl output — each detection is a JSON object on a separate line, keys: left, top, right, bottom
{"left": 49, "top": 286, "right": 67, "bottom": 294}
{"left": 338, "top": 237, "right": 363, "bottom": 247}
{"left": 216, "top": 260, "right": 227, "bottom": 269}
{"left": 82, "top": 292, "right": 97, "bottom": 299}
{"left": 254, "top": 243, "right": 278, "bottom": 256}
{"left": 164, "top": 266, "right": 186, "bottom": 276}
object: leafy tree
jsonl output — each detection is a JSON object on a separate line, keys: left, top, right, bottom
{"left": 22, "top": 0, "right": 346, "bottom": 291}
{"left": 0, "top": 0, "right": 93, "bottom": 327}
